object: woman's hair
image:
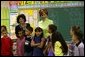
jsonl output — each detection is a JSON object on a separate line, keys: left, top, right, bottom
{"left": 1, "top": 25, "right": 7, "bottom": 33}
{"left": 34, "top": 27, "right": 43, "bottom": 38}
{"left": 39, "top": 8, "right": 48, "bottom": 17}
{"left": 17, "top": 14, "right": 26, "bottom": 23}
{"left": 71, "top": 26, "right": 83, "bottom": 41}
{"left": 48, "top": 24, "right": 68, "bottom": 55}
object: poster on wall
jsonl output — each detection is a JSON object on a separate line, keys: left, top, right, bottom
{"left": 17, "top": 1, "right": 84, "bottom": 8}
{"left": 10, "top": 13, "right": 18, "bottom": 39}
{"left": 9, "top": 1, "right": 18, "bottom": 12}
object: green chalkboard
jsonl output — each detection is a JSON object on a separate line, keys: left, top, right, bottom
{"left": 47, "top": 7, "right": 84, "bottom": 41}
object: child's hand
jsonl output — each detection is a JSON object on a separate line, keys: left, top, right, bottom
{"left": 36, "top": 43, "right": 41, "bottom": 46}
{"left": 68, "top": 43, "right": 74, "bottom": 50}
{"left": 67, "top": 44, "right": 72, "bottom": 50}
{"left": 31, "top": 39, "right": 39, "bottom": 47}
{"left": 67, "top": 44, "right": 70, "bottom": 48}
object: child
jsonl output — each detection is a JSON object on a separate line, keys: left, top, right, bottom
{"left": 31, "top": 27, "right": 45, "bottom": 56}
{"left": 69, "top": 26, "right": 84, "bottom": 56}
{"left": 1, "top": 26, "right": 13, "bottom": 56}
{"left": 24, "top": 26, "right": 33, "bottom": 56}
{"left": 16, "top": 28, "right": 25, "bottom": 56}
{"left": 1, "top": 25, "right": 7, "bottom": 38}
{"left": 45, "top": 24, "right": 68, "bottom": 56}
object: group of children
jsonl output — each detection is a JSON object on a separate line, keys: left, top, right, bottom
{"left": 1, "top": 24, "right": 84, "bottom": 56}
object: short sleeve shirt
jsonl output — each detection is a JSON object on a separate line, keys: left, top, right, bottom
{"left": 39, "top": 18, "right": 53, "bottom": 38}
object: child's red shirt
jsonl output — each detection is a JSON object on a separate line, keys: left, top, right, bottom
{"left": 1, "top": 36, "right": 13, "bottom": 56}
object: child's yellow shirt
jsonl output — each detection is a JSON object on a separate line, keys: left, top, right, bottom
{"left": 54, "top": 41, "right": 63, "bottom": 56}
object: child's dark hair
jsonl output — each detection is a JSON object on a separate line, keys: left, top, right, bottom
{"left": 16, "top": 28, "right": 24, "bottom": 38}
{"left": 1, "top": 25, "right": 7, "bottom": 31}
{"left": 48, "top": 24, "right": 68, "bottom": 55}
{"left": 34, "top": 27, "right": 43, "bottom": 38}
{"left": 26, "top": 26, "right": 33, "bottom": 33}
{"left": 48, "top": 24, "right": 57, "bottom": 33}
{"left": 1, "top": 25, "right": 7, "bottom": 33}
{"left": 71, "top": 26, "right": 83, "bottom": 41}
{"left": 17, "top": 14, "right": 26, "bottom": 23}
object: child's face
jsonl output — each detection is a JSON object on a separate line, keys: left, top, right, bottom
{"left": 35, "top": 31, "right": 42, "bottom": 36}
{"left": 1, "top": 27, "right": 6, "bottom": 33}
{"left": 48, "top": 27, "right": 51, "bottom": 33}
{"left": 18, "top": 31, "right": 23, "bottom": 38}
{"left": 72, "top": 35, "right": 77, "bottom": 43}
{"left": 70, "top": 28, "right": 74, "bottom": 36}
{"left": 2, "top": 31, "right": 7, "bottom": 37}
{"left": 25, "top": 29, "right": 31, "bottom": 36}
{"left": 70, "top": 28, "right": 75, "bottom": 42}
